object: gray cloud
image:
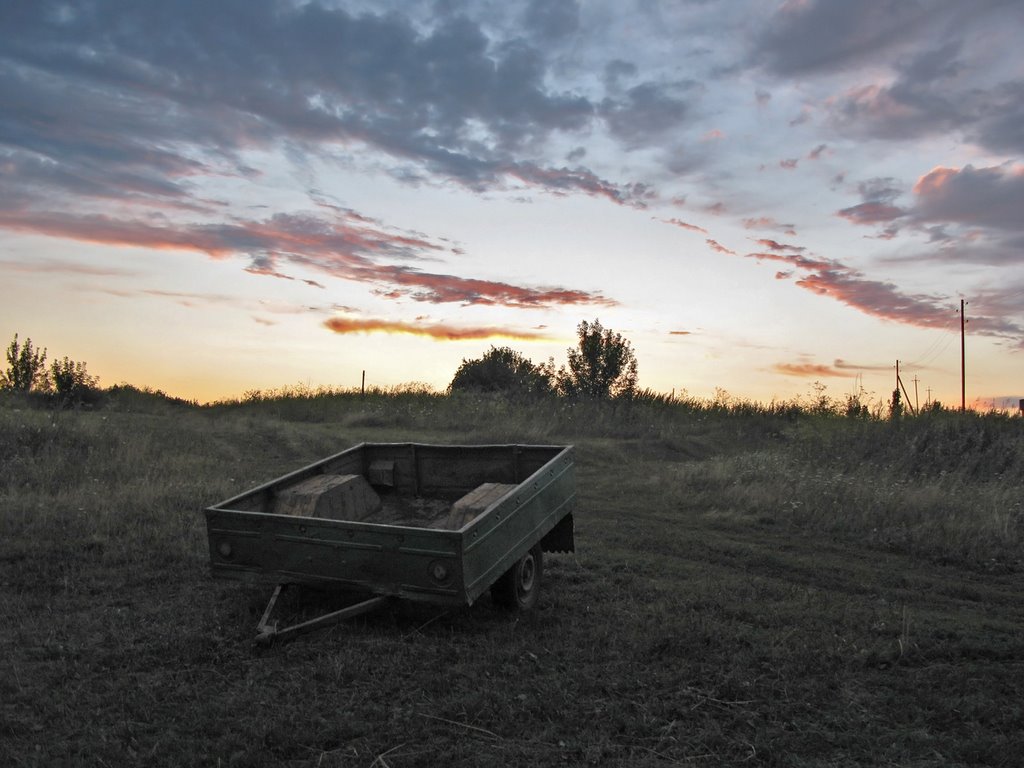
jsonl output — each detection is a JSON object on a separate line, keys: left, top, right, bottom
{"left": 754, "top": 1, "right": 1024, "bottom": 155}
{"left": 752, "top": 0, "right": 947, "bottom": 75}
{"left": 912, "top": 164, "right": 1024, "bottom": 233}
{"left": 972, "top": 80, "right": 1024, "bottom": 155}
{"left": 0, "top": 1, "right": 664, "bottom": 209}
{"left": 845, "top": 73, "right": 1024, "bottom": 154}
{"left": 604, "top": 59, "right": 639, "bottom": 92}
{"left": 836, "top": 177, "right": 908, "bottom": 227}
{"left": 857, "top": 178, "right": 902, "bottom": 204}
{"left": 2, "top": 0, "right": 1019, "bottom": 351}
{"left": 523, "top": 0, "right": 580, "bottom": 41}
{"left": 842, "top": 163, "right": 1024, "bottom": 268}
{"left": 600, "top": 82, "right": 692, "bottom": 147}
{"left": 826, "top": 73, "right": 967, "bottom": 144}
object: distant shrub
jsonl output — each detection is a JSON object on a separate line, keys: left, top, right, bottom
{"left": 889, "top": 388, "right": 903, "bottom": 421}
{"left": 449, "top": 346, "right": 553, "bottom": 399}
{"left": 50, "top": 356, "right": 101, "bottom": 408}
{"left": 104, "top": 384, "right": 197, "bottom": 412}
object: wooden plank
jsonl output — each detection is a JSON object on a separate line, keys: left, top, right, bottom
{"left": 367, "top": 495, "right": 450, "bottom": 527}
{"left": 367, "top": 460, "right": 395, "bottom": 487}
{"left": 272, "top": 474, "right": 381, "bottom": 521}
{"left": 446, "top": 483, "right": 517, "bottom": 529}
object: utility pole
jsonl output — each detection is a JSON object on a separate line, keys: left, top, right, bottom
{"left": 926, "top": 387, "right": 932, "bottom": 407}
{"left": 894, "top": 359, "right": 916, "bottom": 416}
{"left": 960, "top": 299, "right": 968, "bottom": 411}
{"left": 913, "top": 376, "right": 920, "bottom": 413}
{"left": 898, "top": 361, "right": 916, "bottom": 416}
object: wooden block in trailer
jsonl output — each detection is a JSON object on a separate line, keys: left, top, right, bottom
{"left": 272, "top": 474, "right": 381, "bottom": 521}
{"left": 446, "top": 482, "right": 517, "bottom": 529}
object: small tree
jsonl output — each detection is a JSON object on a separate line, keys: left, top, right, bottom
{"left": 889, "top": 388, "right": 903, "bottom": 421}
{"left": 556, "top": 319, "right": 638, "bottom": 400}
{"left": 808, "top": 381, "right": 836, "bottom": 415}
{"left": 50, "top": 356, "right": 100, "bottom": 408}
{"left": 844, "top": 392, "right": 870, "bottom": 419}
{"left": 448, "top": 346, "right": 552, "bottom": 398}
{"left": 2, "top": 334, "right": 49, "bottom": 392}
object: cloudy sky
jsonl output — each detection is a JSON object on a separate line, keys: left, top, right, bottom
{"left": 2, "top": 0, "right": 1022, "bottom": 408}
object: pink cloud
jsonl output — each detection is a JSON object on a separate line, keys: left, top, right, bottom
{"left": 712, "top": 222, "right": 1024, "bottom": 342}
{"left": 795, "top": 270, "right": 956, "bottom": 330}
{"left": 837, "top": 202, "right": 906, "bottom": 225}
{"left": 745, "top": 251, "right": 834, "bottom": 271}
{"left": 742, "top": 216, "right": 796, "bottom": 233}
{"left": 323, "top": 317, "right": 547, "bottom": 341}
{"left": 773, "top": 362, "right": 849, "bottom": 378}
{"left": 0, "top": 209, "right": 613, "bottom": 310}
{"left": 754, "top": 238, "right": 806, "bottom": 253}
{"left": 0, "top": 258, "right": 140, "bottom": 277}
{"left": 706, "top": 239, "right": 736, "bottom": 256}
{"left": 832, "top": 358, "right": 892, "bottom": 372}
{"left": 370, "top": 265, "right": 616, "bottom": 308}
{"left": 660, "top": 217, "right": 709, "bottom": 235}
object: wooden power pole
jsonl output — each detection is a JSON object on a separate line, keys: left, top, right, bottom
{"left": 895, "top": 359, "right": 916, "bottom": 416}
{"left": 960, "top": 299, "right": 968, "bottom": 411}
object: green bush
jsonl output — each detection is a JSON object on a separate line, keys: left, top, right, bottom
{"left": 50, "top": 356, "right": 101, "bottom": 408}
{"left": 448, "top": 346, "right": 553, "bottom": 398}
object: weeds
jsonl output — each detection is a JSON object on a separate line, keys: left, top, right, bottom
{"left": 1, "top": 390, "right": 1022, "bottom": 766}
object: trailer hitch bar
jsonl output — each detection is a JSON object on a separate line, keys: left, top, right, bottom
{"left": 255, "top": 584, "right": 388, "bottom": 645}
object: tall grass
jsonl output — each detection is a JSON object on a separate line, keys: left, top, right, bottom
{"left": 2, "top": 386, "right": 1022, "bottom": 767}
{"left": 3, "top": 385, "right": 1020, "bottom": 570}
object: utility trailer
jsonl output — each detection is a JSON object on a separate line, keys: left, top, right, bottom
{"left": 203, "top": 443, "right": 575, "bottom": 642}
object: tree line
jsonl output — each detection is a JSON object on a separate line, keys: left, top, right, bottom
{"left": 449, "top": 319, "right": 638, "bottom": 400}
{"left": 2, "top": 318, "right": 639, "bottom": 409}
{"left": 1, "top": 334, "right": 100, "bottom": 408}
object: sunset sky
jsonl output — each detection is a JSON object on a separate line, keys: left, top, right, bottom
{"left": 2, "top": 0, "right": 1023, "bottom": 408}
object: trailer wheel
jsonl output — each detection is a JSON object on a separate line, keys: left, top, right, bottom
{"left": 491, "top": 544, "right": 543, "bottom": 610}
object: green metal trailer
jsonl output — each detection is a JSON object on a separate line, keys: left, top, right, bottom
{"left": 203, "top": 443, "right": 576, "bottom": 642}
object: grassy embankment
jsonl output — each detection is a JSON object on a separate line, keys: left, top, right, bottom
{"left": 1, "top": 387, "right": 1022, "bottom": 766}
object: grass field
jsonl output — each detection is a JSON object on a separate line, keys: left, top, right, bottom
{"left": 2, "top": 391, "right": 1022, "bottom": 766}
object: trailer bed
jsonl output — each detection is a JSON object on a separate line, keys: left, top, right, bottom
{"left": 203, "top": 443, "right": 576, "bottom": 609}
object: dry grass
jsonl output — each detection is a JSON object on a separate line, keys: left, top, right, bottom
{"left": 2, "top": 392, "right": 1022, "bottom": 766}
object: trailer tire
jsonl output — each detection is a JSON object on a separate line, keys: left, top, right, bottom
{"left": 491, "top": 544, "right": 543, "bottom": 610}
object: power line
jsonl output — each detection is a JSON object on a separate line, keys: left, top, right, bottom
{"left": 903, "top": 311, "right": 958, "bottom": 370}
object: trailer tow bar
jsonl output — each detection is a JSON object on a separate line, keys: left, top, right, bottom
{"left": 255, "top": 584, "right": 388, "bottom": 646}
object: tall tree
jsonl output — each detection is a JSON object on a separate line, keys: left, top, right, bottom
{"left": 556, "top": 319, "right": 638, "bottom": 400}
{"left": 2, "top": 334, "right": 49, "bottom": 392}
